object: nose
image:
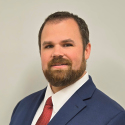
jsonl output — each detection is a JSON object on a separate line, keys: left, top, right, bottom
{"left": 52, "top": 45, "right": 64, "bottom": 58}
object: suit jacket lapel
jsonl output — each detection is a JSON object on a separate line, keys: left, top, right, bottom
{"left": 48, "top": 76, "right": 96, "bottom": 125}
{"left": 24, "top": 88, "right": 46, "bottom": 125}
{"left": 48, "top": 93, "right": 86, "bottom": 125}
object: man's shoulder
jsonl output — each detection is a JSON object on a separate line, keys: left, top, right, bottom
{"left": 10, "top": 88, "right": 47, "bottom": 125}
{"left": 86, "top": 87, "right": 125, "bottom": 123}
{"left": 78, "top": 76, "right": 125, "bottom": 123}
{"left": 94, "top": 88, "right": 124, "bottom": 111}
{"left": 93, "top": 89, "right": 125, "bottom": 124}
{"left": 10, "top": 88, "right": 46, "bottom": 119}
{"left": 13, "top": 87, "right": 47, "bottom": 112}
{"left": 21, "top": 87, "right": 47, "bottom": 103}
{"left": 85, "top": 76, "right": 124, "bottom": 112}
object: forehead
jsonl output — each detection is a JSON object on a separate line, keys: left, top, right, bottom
{"left": 41, "top": 18, "right": 82, "bottom": 42}
{"left": 44, "top": 18, "right": 79, "bottom": 29}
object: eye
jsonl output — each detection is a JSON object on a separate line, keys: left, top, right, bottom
{"left": 44, "top": 45, "right": 53, "bottom": 49}
{"left": 63, "top": 43, "right": 73, "bottom": 47}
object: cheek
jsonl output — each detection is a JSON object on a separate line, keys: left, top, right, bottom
{"left": 67, "top": 50, "right": 83, "bottom": 70}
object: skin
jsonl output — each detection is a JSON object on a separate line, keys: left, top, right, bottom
{"left": 40, "top": 18, "right": 91, "bottom": 93}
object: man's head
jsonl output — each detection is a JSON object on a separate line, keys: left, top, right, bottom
{"left": 39, "top": 11, "right": 91, "bottom": 92}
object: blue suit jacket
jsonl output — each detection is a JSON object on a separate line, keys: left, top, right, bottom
{"left": 10, "top": 76, "right": 125, "bottom": 125}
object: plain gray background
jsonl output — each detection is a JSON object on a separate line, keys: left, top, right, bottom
{"left": 0, "top": 0, "right": 125, "bottom": 124}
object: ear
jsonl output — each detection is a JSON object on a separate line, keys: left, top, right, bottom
{"left": 85, "top": 42, "right": 91, "bottom": 60}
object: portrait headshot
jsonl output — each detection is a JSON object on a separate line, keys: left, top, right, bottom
{"left": 0, "top": 1, "right": 125, "bottom": 125}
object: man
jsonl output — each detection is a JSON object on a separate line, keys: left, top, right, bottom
{"left": 10, "top": 11, "right": 125, "bottom": 125}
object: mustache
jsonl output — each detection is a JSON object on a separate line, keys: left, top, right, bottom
{"left": 48, "top": 57, "right": 72, "bottom": 68}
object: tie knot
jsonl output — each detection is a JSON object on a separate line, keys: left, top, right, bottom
{"left": 46, "top": 97, "right": 53, "bottom": 106}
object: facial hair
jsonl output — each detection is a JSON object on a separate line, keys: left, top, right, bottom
{"left": 43, "top": 56, "right": 86, "bottom": 87}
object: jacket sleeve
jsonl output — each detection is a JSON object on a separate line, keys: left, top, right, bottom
{"left": 107, "top": 111, "right": 125, "bottom": 125}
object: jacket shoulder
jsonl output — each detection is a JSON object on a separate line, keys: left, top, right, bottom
{"left": 93, "top": 88, "right": 124, "bottom": 111}
{"left": 20, "top": 88, "right": 46, "bottom": 103}
{"left": 107, "top": 111, "right": 125, "bottom": 125}
{"left": 10, "top": 88, "right": 46, "bottom": 125}
{"left": 90, "top": 88, "right": 125, "bottom": 124}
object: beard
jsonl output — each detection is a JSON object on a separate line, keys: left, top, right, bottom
{"left": 43, "top": 56, "right": 86, "bottom": 87}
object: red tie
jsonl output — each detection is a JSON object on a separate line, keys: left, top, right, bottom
{"left": 36, "top": 97, "right": 53, "bottom": 125}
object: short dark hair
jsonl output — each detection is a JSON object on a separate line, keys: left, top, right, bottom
{"left": 38, "top": 11, "right": 89, "bottom": 53}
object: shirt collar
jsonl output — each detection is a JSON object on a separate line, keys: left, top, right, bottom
{"left": 43, "top": 72, "right": 89, "bottom": 114}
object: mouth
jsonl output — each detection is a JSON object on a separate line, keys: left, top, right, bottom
{"left": 51, "top": 63, "right": 69, "bottom": 69}
{"left": 51, "top": 63, "right": 68, "bottom": 66}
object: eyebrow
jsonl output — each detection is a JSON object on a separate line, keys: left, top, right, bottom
{"left": 42, "top": 39, "right": 75, "bottom": 46}
{"left": 42, "top": 41, "right": 53, "bottom": 46}
{"left": 61, "top": 39, "right": 75, "bottom": 44}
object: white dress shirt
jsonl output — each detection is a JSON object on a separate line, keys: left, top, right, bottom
{"left": 31, "top": 72, "right": 89, "bottom": 125}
